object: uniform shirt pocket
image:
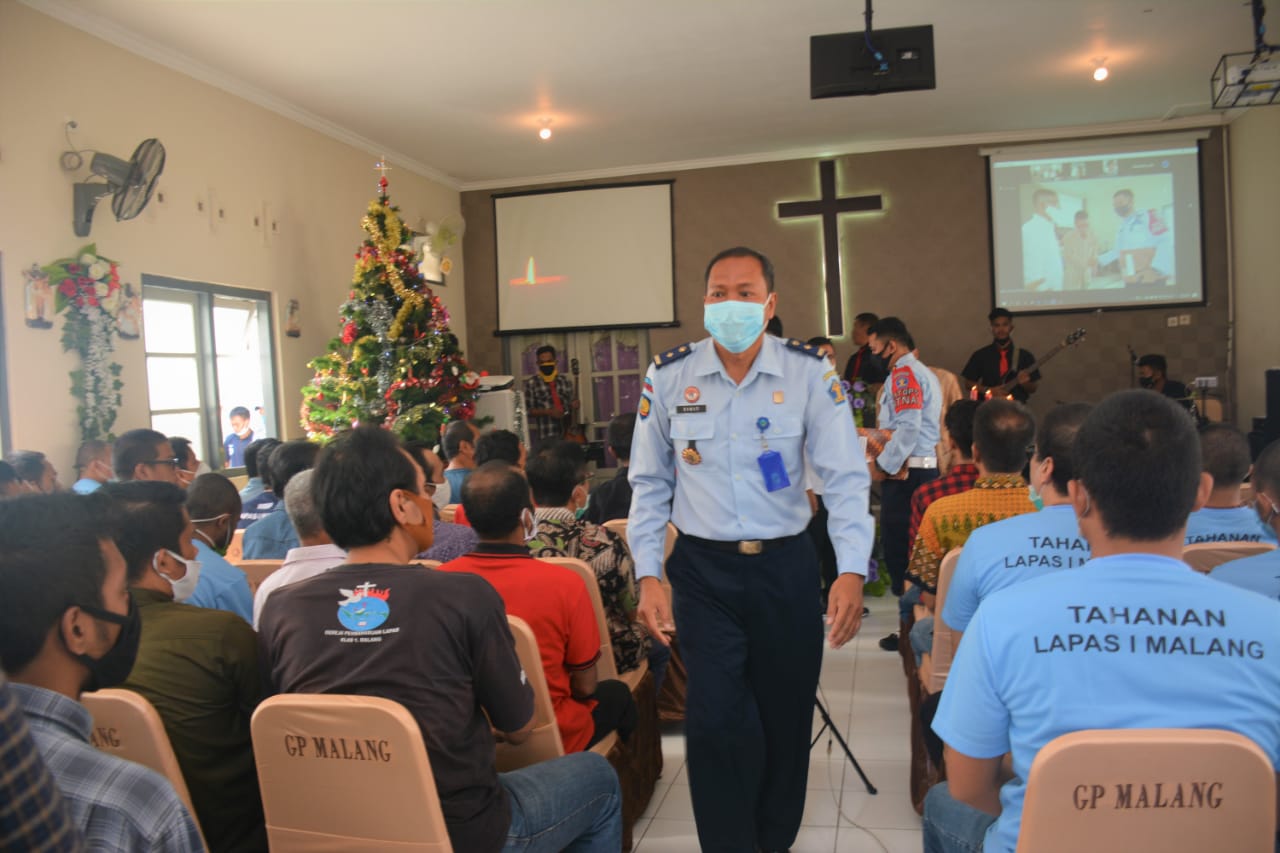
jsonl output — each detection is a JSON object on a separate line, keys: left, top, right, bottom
{"left": 669, "top": 417, "right": 715, "bottom": 441}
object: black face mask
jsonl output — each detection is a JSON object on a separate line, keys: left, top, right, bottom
{"left": 866, "top": 346, "right": 891, "bottom": 373}
{"left": 69, "top": 597, "right": 142, "bottom": 692}
{"left": 1138, "top": 376, "right": 1155, "bottom": 389}
{"left": 538, "top": 364, "right": 556, "bottom": 377}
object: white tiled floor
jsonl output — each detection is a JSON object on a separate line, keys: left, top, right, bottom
{"left": 633, "top": 593, "right": 921, "bottom": 852}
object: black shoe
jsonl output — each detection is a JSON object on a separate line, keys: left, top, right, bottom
{"left": 879, "top": 633, "right": 899, "bottom": 652}
{"left": 862, "top": 606, "right": 870, "bottom": 617}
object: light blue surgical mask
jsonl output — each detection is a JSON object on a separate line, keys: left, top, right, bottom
{"left": 704, "top": 300, "right": 767, "bottom": 354}
{"left": 1028, "top": 482, "right": 1044, "bottom": 511}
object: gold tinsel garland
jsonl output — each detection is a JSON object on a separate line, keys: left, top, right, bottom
{"left": 356, "top": 201, "right": 422, "bottom": 339}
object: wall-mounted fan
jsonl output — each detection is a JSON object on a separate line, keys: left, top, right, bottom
{"left": 70, "top": 138, "right": 166, "bottom": 237}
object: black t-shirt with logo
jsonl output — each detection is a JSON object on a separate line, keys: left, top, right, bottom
{"left": 258, "top": 562, "right": 533, "bottom": 853}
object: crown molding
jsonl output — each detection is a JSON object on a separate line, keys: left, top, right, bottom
{"left": 21, "top": 0, "right": 461, "bottom": 190}
{"left": 458, "top": 113, "right": 1230, "bottom": 192}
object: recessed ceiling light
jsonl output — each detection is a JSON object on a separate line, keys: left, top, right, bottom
{"left": 1093, "top": 58, "right": 1110, "bottom": 82}
{"left": 539, "top": 126, "right": 552, "bottom": 140}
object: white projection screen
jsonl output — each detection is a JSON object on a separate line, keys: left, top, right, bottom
{"left": 987, "top": 132, "right": 1206, "bottom": 314}
{"left": 494, "top": 182, "right": 676, "bottom": 333}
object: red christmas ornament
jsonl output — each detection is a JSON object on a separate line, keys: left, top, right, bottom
{"left": 342, "top": 322, "right": 357, "bottom": 344}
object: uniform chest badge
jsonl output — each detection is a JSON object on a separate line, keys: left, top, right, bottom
{"left": 681, "top": 446, "right": 703, "bottom": 465}
{"left": 684, "top": 386, "right": 700, "bottom": 403}
{"left": 773, "top": 391, "right": 784, "bottom": 404}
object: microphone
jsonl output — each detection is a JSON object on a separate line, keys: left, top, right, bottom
{"left": 1126, "top": 344, "right": 1138, "bottom": 365}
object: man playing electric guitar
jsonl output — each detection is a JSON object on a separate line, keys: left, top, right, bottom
{"left": 961, "top": 308, "right": 1039, "bottom": 403}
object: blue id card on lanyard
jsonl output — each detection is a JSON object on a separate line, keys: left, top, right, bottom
{"left": 758, "top": 450, "right": 790, "bottom": 492}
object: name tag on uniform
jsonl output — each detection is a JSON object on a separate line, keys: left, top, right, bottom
{"left": 758, "top": 450, "right": 790, "bottom": 492}
{"left": 675, "top": 404, "right": 707, "bottom": 414}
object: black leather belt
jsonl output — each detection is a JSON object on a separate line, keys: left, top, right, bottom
{"left": 679, "top": 531, "right": 799, "bottom": 556}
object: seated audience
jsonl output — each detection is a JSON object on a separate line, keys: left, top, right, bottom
{"left": 113, "top": 428, "right": 181, "bottom": 485}
{"left": 0, "top": 461, "right": 21, "bottom": 498}
{"left": 6, "top": 451, "right": 60, "bottom": 494}
{"left": 404, "top": 442, "right": 478, "bottom": 563}
{"left": 168, "top": 437, "right": 201, "bottom": 489}
{"left": 0, "top": 493, "right": 203, "bottom": 851}
{"left": 104, "top": 481, "right": 267, "bottom": 853}
{"left": 527, "top": 440, "right": 667, "bottom": 689}
{"left": 0, "top": 669, "right": 81, "bottom": 851}
{"left": 258, "top": 427, "right": 621, "bottom": 852}
{"left": 453, "top": 428, "right": 527, "bottom": 527}
{"left": 1137, "top": 353, "right": 1191, "bottom": 409}
{"left": 441, "top": 461, "right": 638, "bottom": 752}
{"left": 584, "top": 412, "right": 636, "bottom": 524}
{"left": 1212, "top": 439, "right": 1280, "bottom": 598}
{"left": 251, "top": 470, "right": 347, "bottom": 629}
{"left": 237, "top": 438, "right": 273, "bottom": 503}
{"left": 925, "top": 391, "right": 1280, "bottom": 853}
{"left": 71, "top": 439, "right": 113, "bottom": 494}
{"left": 442, "top": 419, "right": 481, "bottom": 497}
{"left": 237, "top": 438, "right": 281, "bottom": 528}
{"left": 883, "top": 400, "right": 980, "bottom": 653}
{"left": 242, "top": 440, "right": 319, "bottom": 559}
{"left": 1186, "top": 424, "right": 1278, "bottom": 545}
{"left": 942, "top": 403, "right": 1093, "bottom": 637}
{"left": 185, "top": 473, "right": 254, "bottom": 623}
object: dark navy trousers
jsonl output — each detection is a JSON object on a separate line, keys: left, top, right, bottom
{"left": 667, "top": 532, "right": 824, "bottom": 852}
{"left": 880, "top": 468, "right": 939, "bottom": 596}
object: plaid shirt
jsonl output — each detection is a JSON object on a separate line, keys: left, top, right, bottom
{"left": 0, "top": 675, "right": 80, "bottom": 852}
{"left": 12, "top": 684, "right": 203, "bottom": 853}
{"left": 522, "top": 374, "right": 577, "bottom": 440}
{"left": 908, "top": 462, "right": 979, "bottom": 546}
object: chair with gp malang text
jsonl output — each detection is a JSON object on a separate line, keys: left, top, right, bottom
{"left": 1015, "top": 728, "right": 1275, "bottom": 853}
{"left": 251, "top": 693, "right": 452, "bottom": 852}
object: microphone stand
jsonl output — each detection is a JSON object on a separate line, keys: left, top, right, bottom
{"left": 1127, "top": 345, "right": 1139, "bottom": 389}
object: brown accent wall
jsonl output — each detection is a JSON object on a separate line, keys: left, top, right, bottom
{"left": 463, "top": 129, "right": 1229, "bottom": 419}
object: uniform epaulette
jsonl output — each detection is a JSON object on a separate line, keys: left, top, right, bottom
{"left": 784, "top": 338, "right": 825, "bottom": 359}
{"left": 653, "top": 343, "right": 696, "bottom": 368}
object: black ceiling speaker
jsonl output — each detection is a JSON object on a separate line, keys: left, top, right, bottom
{"left": 71, "top": 138, "right": 166, "bottom": 237}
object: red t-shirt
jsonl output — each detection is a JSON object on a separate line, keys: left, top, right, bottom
{"left": 453, "top": 504, "right": 470, "bottom": 526}
{"left": 438, "top": 544, "right": 601, "bottom": 752}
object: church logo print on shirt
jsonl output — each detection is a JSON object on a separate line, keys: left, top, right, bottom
{"left": 336, "top": 582, "right": 391, "bottom": 631}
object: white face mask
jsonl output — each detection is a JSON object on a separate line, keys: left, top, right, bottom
{"left": 153, "top": 550, "right": 202, "bottom": 603}
{"left": 521, "top": 507, "right": 537, "bottom": 543}
{"left": 195, "top": 461, "right": 212, "bottom": 476}
{"left": 430, "top": 478, "right": 451, "bottom": 512}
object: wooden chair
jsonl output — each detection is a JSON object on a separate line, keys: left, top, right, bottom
{"left": 236, "top": 559, "right": 283, "bottom": 594}
{"left": 539, "top": 555, "right": 647, "bottom": 687}
{"left": 251, "top": 694, "right": 453, "bottom": 852}
{"left": 412, "top": 559, "right": 443, "bottom": 569}
{"left": 81, "top": 688, "right": 206, "bottom": 845}
{"left": 925, "top": 548, "right": 964, "bottom": 694}
{"left": 1182, "top": 541, "right": 1276, "bottom": 574}
{"left": 601, "top": 518, "right": 627, "bottom": 540}
{"left": 1016, "top": 728, "right": 1276, "bottom": 853}
{"left": 225, "top": 528, "right": 245, "bottom": 564}
{"left": 439, "top": 504, "right": 459, "bottom": 524}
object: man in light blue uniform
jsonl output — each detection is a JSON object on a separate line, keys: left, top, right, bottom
{"left": 926, "top": 391, "right": 1280, "bottom": 853}
{"left": 185, "top": 473, "right": 254, "bottom": 623}
{"left": 1186, "top": 424, "right": 1278, "bottom": 546}
{"left": 942, "top": 403, "right": 1092, "bottom": 635}
{"left": 629, "top": 246, "right": 873, "bottom": 853}
{"left": 1098, "top": 188, "right": 1174, "bottom": 283}
{"left": 1211, "top": 440, "right": 1280, "bottom": 600}
{"left": 868, "top": 317, "right": 941, "bottom": 598}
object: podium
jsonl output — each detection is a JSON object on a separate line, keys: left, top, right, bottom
{"left": 473, "top": 376, "right": 530, "bottom": 450}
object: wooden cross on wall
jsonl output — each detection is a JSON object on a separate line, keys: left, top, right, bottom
{"left": 777, "top": 160, "right": 883, "bottom": 338}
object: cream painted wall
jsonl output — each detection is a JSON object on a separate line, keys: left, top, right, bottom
{"left": 0, "top": 2, "right": 464, "bottom": 474}
{"left": 1229, "top": 107, "right": 1280, "bottom": 428}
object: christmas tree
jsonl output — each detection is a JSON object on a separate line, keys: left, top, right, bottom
{"left": 301, "top": 174, "right": 479, "bottom": 445}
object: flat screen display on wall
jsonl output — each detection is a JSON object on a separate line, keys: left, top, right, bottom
{"left": 493, "top": 182, "right": 676, "bottom": 333}
{"left": 987, "top": 133, "right": 1205, "bottom": 314}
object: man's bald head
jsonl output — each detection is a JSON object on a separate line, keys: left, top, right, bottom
{"left": 460, "top": 461, "right": 532, "bottom": 541}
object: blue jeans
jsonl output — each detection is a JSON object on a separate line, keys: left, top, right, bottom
{"left": 911, "top": 616, "right": 934, "bottom": 665}
{"left": 500, "top": 752, "right": 622, "bottom": 852}
{"left": 923, "top": 781, "right": 996, "bottom": 853}
{"left": 899, "top": 584, "right": 922, "bottom": 623}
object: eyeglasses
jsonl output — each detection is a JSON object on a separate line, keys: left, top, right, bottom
{"left": 145, "top": 457, "right": 182, "bottom": 468}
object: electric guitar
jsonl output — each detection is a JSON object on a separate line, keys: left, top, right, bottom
{"left": 971, "top": 328, "right": 1087, "bottom": 400}
{"left": 563, "top": 357, "right": 588, "bottom": 444}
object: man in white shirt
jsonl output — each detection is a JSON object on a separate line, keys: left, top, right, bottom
{"left": 1021, "top": 189, "right": 1063, "bottom": 292}
{"left": 252, "top": 470, "right": 346, "bottom": 629}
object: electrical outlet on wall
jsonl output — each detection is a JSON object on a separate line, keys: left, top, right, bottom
{"left": 1178, "top": 314, "right": 1192, "bottom": 326}
{"left": 1167, "top": 315, "right": 1179, "bottom": 328}
{"left": 1195, "top": 376, "right": 1219, "bottom": 389}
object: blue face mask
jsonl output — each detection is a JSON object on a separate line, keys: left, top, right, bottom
{"left": 1028, "top": 482, "right": 1044, "bottom": 511}
{"left": 704, "top": 299, "right": 768, "bottom": 354}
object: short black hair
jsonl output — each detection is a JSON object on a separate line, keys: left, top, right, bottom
{"left": 313, "top": 426, "right": 418, "bottom": 550}
{"left": 526, "top": 440, "right": 586, "bottom": 507}
{"left": 1034, "top": 403, "right": 1093, "bottom": 494}
{"left": 442, "top": 420, "right": 478, "bottom": 461}
{"left": 1200, "top": 424, "right": 1252, "bottom": 488}
{"left": 853, "top": 312, "right": 879, "bottom": 328}
{"left": 0, "top": 494, "right": 114, "bottom": 673}
{"left": 269, "top": 440, "right": 320, "bottom": 496}
{"left": 475, "top": 429, "right": 522, "bottom": 467}
{"left": 1074, "top": 390, "right": 1202, "bottom": 541}
{"left": 765, "top": 316, "right": 784, "bottom": 336}
{"left": 1074, "top": 211, "right": 1089, "bottom": 222}
{"left": 1032, "top": 188, "right": 1058, "bottom": 206}
{"left": 230, "top": 406, "right": 251, "bottom": 420}
{"left": 1254, "top": 440, "right": 1280, "bottom": 497}
{"left": 253, "top": 439, "right": 283, "bottom": 488}
{"left": 98, "top": 481, "right": 188, "bottom": 583}
{"left": 987, "top": 307, "right": 1014, "bottom": 323}
{"left": 973, "top": 399, "right": 1036, "bottom": 474}
{"left": 607, "top": 413, "right": 637, "bottom": 462}
{"left": 1137, "top": 354, "right": 1168, "bottom": 375}
{"left": 75, "top": 440, "right": 111, "bottom": 472}
{"left": 7, "top": 451, "right": 47, "bottom": 484}
{"left": 1114, "top": 189, "right": 1134, "bottom": 201}
{"left": 806, "top": 336, "right": 833, "bottom": 348}
{"left": 169, "top": 436, "right": 195, "bottom": 468}
{"left": 113, "top": 429, "right": 169, "bottom": 480}
{"left": 186, "top": 473, "right": 241, "bottom": 522}
{"left": 867, "top": 316, "right": 914, "bottom": 350}
{"left": 0, "top": 461, "right": 17, "bottom": 492}
{"left": 704, "top": 246, "right": 776, "bottom": 293}
{"left": 944, "top": 400, "right": 980, "bottom": 459}
{"left": 461, "top": 461, "right": 532, "bottom": 540}
{"left": 536, "top": 345, "right": 556, "bottom": 360}
{"left": 243, "top": 438, "right": 274, "bottom": 479}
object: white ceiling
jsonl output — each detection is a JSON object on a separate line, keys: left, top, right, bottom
{"left": 26, "top": 0, "right": 1256, "bottom": 189}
